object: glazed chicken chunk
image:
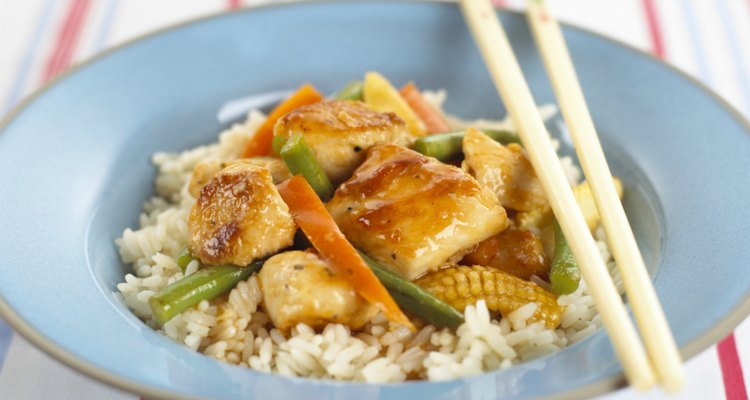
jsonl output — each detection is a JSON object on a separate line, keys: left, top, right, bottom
{"left": 188, "top": 164, "right": 295, "bottom": 266}
{"left": 273, "top": 100, "right": 413, "bottom": 184}
{"left": 327, "top": 144, "right": 509, "bottom": 280}
{"left": 188, "top": 157, "right": 291, "bottom": 198}
{"left": 462, "top": 227, "right": 549, "bottom": 280}
{"left": 462, "top": 128, "right": 548, "bottom": 212}
{"left": 258, "top": 251, "right": 377, "bottom": 330}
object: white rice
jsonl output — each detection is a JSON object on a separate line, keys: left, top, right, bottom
{"left": 115, "top": 91, "right": 622, "bottom": 382}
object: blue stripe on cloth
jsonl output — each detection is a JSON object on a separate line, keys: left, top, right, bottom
{"left": 0, "top": 319, "right": 13, "bottom": 371}
{"left": 91, "top": 0, "right": 119, "bottom": 54}
{"left": 682, "top": 0, "right": 715, "bottom": 88}
{"left": 715, "top": 0, "right": 750, "bottom": 116}
{"left": 1, "top": 0, "right": 57, "bottom": 115}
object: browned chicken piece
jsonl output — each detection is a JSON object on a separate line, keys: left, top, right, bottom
{"left": 188, "top": 157, "right": 291, "bottom": 198}
{"left": 273, "top": 100, "right": 413, "bottom": 184}
{"left": 462, "top": 227, "right": 549, "bottom": 280}
{"left": 188, "top": 164, "right": 295, "bottom": 266}
{"left": 258, "top": 251, "right": 377, "bottom": 330}
{"left": 462, "top": 128, "right": 548, "bottom": 212}
{"left": 327, "top": 144, "right": 509, "bottom": 281}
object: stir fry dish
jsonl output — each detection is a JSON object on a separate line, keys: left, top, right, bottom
{"left": 117, "top": 72, "right": 624, "bottom": 382}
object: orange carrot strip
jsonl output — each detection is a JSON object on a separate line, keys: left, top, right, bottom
{"left": 277, "top": 176, "right": 414, "bottom": 330}
{"left": 400, "top": 82, "right": 451, "bottom": 134}
{"left": 241, "top": 84, "right": 323, "bottom": 158}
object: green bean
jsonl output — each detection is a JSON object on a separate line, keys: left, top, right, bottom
{"left": 358, "top": 251, "right": 465, "bottom": 329}
{"left": 176, "top": 247, "right": 194, "bottom": 273}
{"left": 272, "top": 135, "right": 287, "bottom": 155}
{"left": 412, "top": 129, "right": 520, "bottom": 161}
{"left": 279, "top": 133, "right": 334, "bottom": 201}
{"left": 149, "top": 261, "right": 263, "bottom": 324}
{"left": 335, "top": 81, "right": 364, "bottom": 101}
{"left": 550, "top": 219, "right": 580, "bottom": 295}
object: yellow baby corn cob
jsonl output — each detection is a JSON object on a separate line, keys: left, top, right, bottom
{"left": 416, "top": 265, "right": 563, "bottom": 329}
{"left": 363, "top": 72, "right": 427, "bottom": 137}
{"left": 516, "top": 176, "right": 623, "bottom": 232}
{"left": 574, "top": 177, "right": 623, "bottom": 231}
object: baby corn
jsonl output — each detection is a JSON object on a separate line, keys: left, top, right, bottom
{"left": 416, "top": 265, "right": 564, "bottom": 328}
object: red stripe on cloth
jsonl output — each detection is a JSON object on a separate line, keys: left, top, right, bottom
{"left": 228, "top": 0, "right": 242, "bottom": 10}
{"left": 640, "top": 0, "right": 665, "bottom": 58}
{"left": 718, "top": 334, "right": 749, "bottom": 400}
{"left": 41, "top": 0, "right": 92, "bottom": 82}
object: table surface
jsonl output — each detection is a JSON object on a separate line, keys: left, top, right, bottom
{"left": 0, "top": 0, "right": 748, "bottom": 399}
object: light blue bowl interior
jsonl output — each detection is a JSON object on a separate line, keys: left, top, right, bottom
{"left": 0, "top": 2, "right": 749, "bottom": 399}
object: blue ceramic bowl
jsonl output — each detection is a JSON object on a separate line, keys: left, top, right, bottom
{"left": 1, "top": 1, "right": 749, "bottom": 399}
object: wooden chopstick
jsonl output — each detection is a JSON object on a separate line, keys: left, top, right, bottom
{"left": 458, "top": 0, "right": 656, "bottom": 390}
{"left": 525, "top": 0, "right": 684, "bottom": 392}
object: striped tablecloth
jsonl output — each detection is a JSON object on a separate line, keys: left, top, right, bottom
{"left": 0, "top": 1, "right": 748, "bottom": 399}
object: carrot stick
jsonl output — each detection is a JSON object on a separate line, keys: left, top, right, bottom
{"left": 399, "top": 82, "right": 451, "bottom": 134}
{"left": 241, "top": 84, "right": 323, "bottom": 158}
{"left": 277, "top": 176, "right": 414, "bottom": 330}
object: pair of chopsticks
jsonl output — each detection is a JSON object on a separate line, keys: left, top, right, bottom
{"left": 459, "top": 0, "right": 683, "bottom": 392}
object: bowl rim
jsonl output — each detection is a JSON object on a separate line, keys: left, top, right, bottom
{"left": 1, "top": 0, "right": 749, "bottom": 399}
